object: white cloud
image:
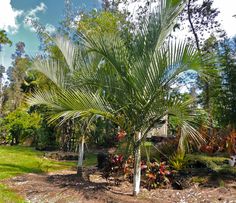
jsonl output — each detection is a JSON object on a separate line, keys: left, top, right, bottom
{"left": 28, "top": 2, "right": 47, "bottom": 16}
{"left": 213, "top": 0, "right": 236, "bottom": 37}
{"left": 0, "top": 0, "right": 23, "bottom": 34}
{"left": 24, "top": 2, "right": 47, "bottom": 32}
{"left": 45, "top": 24, "right": 56, "bottom": 34}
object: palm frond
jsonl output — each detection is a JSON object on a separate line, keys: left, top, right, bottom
{"left": 166, "top": 96, "right": 205, "bottom": 151}
{"left": 178, "top": 121, "right": 205, "bottom": 153}
{"left": 132, "top": 0, "right": 186, "bottom": 55}
{"left": 153, "top": 40, "right": 202, "bottom": 87}
{"left": 26, "top": 89, "right": 62, "bottom": 110}
{"left": 53, "top": 35, "right": 80, "bottom": 71}
{"left": 31, "top": 59, "right": 66, "bottom": 89}
{"left": 27, "top": 88, "right": 116, "bottom": 124}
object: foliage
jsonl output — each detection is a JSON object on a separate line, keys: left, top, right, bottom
{"left": 169, "top": 151, "right": 187, "bottom": 170}
{"left": 0, "top": 30, "right": 12, "bottom": 50}
{"left": 143, "top": 161, "right": 171, "bottom": 189}
{"left": 157, "top": 138, "right": 179, "bottom": 159}
{"left": 186, "top": 153, "right": 236, "bottom": 177}
{"left": 103, "top": 154, "right": 125, "bottom": 181}
{"left": 2, "top": 42, "right": 31, "bottom": 113}
{"left": 225, "top": 130, "right": 236, "bottom": 155}
{"left": 1, "top": 108, "right": 41, "bottom": 145}
{"left": 91, "top": 118, "right": 118, "bottom": 147}
{"left": 78, "top": 11, "right": 129, "bottom": 37}
{"left": 102, "top": 154, "right": 172, "bottom": 189}
{"left": 28, "top": 1, "right": 205, "bottom": 153}
{"left": 214, "top": 38, "right": 236, "bottom": 128}
{"left": 198, "top": 127, "right": 236, "bottom": 155}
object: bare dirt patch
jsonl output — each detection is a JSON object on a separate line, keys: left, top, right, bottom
{"left": 2, "top": 168, "right": 236, "bottom": 203}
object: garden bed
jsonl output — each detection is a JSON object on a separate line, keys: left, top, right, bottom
{"left": 2, "top": 168, "right": 236, "bottom": 203}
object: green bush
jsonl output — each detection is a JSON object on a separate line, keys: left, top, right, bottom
{"left": 0, "top": 108, "right": 41, "bottom": 145}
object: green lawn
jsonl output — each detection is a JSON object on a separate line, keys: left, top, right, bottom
{"left": 0, "top": 146, "right": 76, "bottom": 180}
{"left": 0, "top": 146, "right": 77, "bottom": 203}
{"left": 0, "top": 184, "right": 26, "bottom": 203}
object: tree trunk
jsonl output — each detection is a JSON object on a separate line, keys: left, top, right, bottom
{"left": 133, "top": 132, "right": 141, "bottom": 196}
{"left": 187, "top": 0, "right": 200, "bottom": 51}
{"left": 77, "top": 135, "right": 85, "bottom": 176}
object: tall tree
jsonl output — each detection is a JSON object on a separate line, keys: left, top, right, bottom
{"left": 215, "top": 38, "right": 236, "bottom": 128}
{"left": 4, "top": 42, "right": 30, "bottom": 112}
{"left": 179, "top": 0, "right": 225, "bottom": 136}
{"left": 0, "top": 30, "right": 12, "bottom": 116}
{"left": 179, "top": 0, "right": 225, "bottom": 49}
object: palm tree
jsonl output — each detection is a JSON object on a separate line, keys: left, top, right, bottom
{"left": 27, "top": 0, "right": 208, "bottom": 195}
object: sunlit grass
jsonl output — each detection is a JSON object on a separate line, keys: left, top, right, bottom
{"left": 0, "top": 146, "right": 76, "bottom": 180}
{"left": 0, "top": 184, "right": 26, "bottom": 203}
{"left": 0, "top": 146, "right": 77, "bottom": 202}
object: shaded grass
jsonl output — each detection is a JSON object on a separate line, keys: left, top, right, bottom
{"left": 84, "top": 152, "right": 97, "bottom": 167}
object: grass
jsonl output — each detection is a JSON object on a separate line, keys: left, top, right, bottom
{"left": 84, "top": 152, "right": 97, "bottom": 166}
{"left": 0, "top": 184, "right": 26, "bottom": 203}
{"left": 0, "top": 146, "right": 76, "bottom": 180}
{"left": 0, "top": 146, "right": 77, "bottom": 202}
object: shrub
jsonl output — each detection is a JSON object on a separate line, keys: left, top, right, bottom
{"left": 143, "top": 161, "right": 171, "bottom": 190}
{"left": 226, "top": 130, "right": 236, "bottom": 155}
{"left": 102, "top": 154, "right": 172, "bottom": 189}
{"left": 102, "top": 154, "right": 125, "bottom": 180}
{"left": 169, "top": 151, "right": 187, "bottom": 171}
{"left": 1, "top": 109, "right": 41, "bottom": 145}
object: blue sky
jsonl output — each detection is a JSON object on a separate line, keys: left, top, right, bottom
{"left": 0, "top": 0, "right": 101, "bottom": 68}
{"left": 1, "top": 0, "right": 236, "bottom": 70}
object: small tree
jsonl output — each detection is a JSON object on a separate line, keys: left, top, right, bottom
{"left": 28, "top": 0, "right": 208, "bottom": 195}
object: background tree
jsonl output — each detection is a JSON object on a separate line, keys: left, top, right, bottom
{"left": 179, "top": 0, "right": 225, "bottom": 50}
{"left": 0, "top": 30, "right": 12, "bottom": 117}
{"left": 214, "top": 37, "right": 236, "bottom": 129}
{"left": 3, "top": 42, "right": 30, "bottom": 112}
{"left": 0, "top": 30, "right": 12, "bottom": 51}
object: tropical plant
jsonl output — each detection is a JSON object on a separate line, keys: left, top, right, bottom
{"left": 1, "top": 108, "right": 41, "bottom": 145}
{"left": 169, "top": 151, "right": 187, "bottom": 170}
{"left": 27, "top": 0, "right": 207, "bottom": 195}
{"left": 143, "top": 161, "right": 171, "bottom": 190}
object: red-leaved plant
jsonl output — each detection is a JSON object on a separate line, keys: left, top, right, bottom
{"left": 102, "top": 154, "right": 172, "bottom": 189}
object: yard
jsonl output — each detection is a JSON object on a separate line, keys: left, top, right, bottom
{"left": 1, "top": 0, "right": 236, "bottom": 202}
{"left": 0, "top": 146, "right": 236, "bottom": 203}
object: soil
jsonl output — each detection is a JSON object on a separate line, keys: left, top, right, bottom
{"left": 2, "top": 168, "right": 236, "bottom": 203}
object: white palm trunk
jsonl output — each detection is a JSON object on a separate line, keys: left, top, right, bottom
{"left": 77, "top": 135, "right": 85, "bottom": 176}
{"left": 133, "top": 131, "right": 142, "bottom": 196}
